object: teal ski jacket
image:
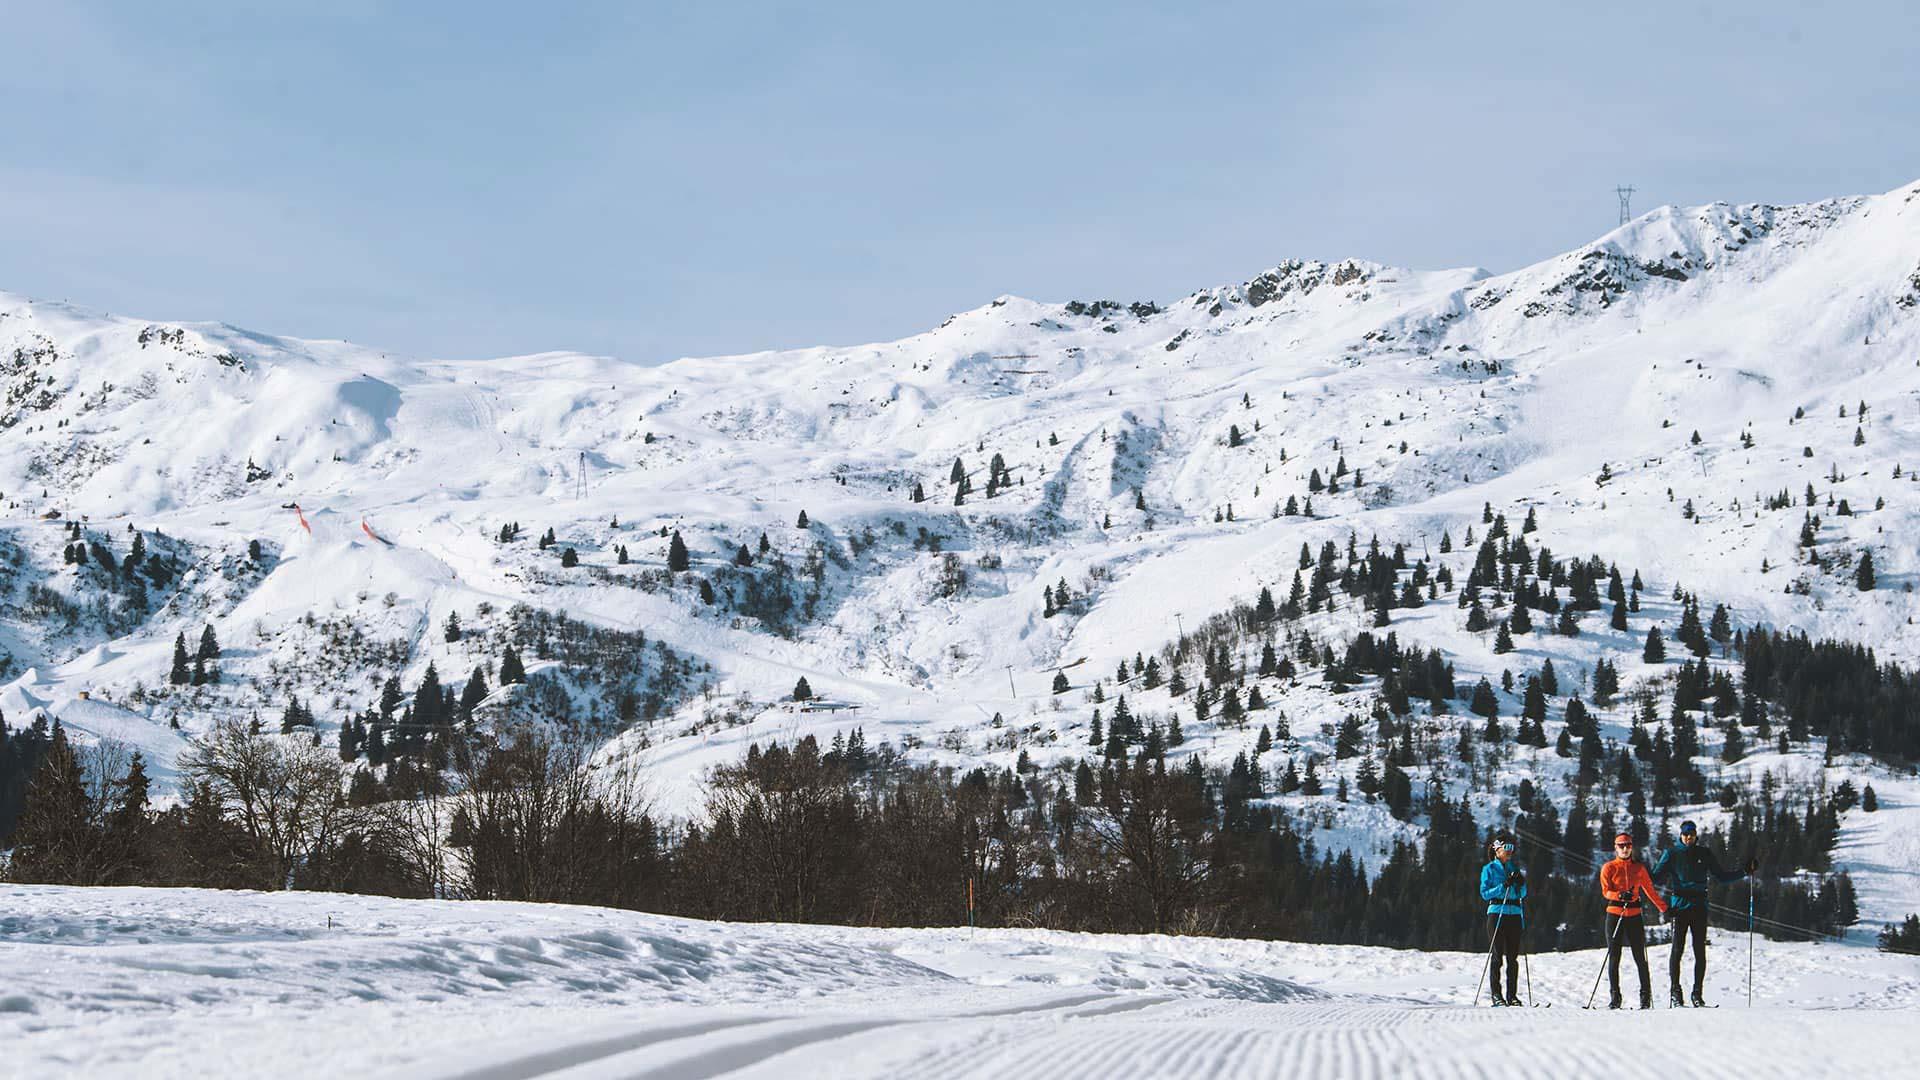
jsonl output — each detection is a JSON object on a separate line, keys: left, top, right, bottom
{"left": 1479, "top": 859, "right": 1527, "bottom": 917}
{"left": 1652, "top": 843, "right": 1745, "bottom": 911}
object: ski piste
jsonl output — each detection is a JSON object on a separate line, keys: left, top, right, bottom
{"left": 9, "top": 883, "right": 1918, "bottom": 1078}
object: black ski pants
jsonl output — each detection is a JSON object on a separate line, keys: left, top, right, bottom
{"left": 1486, "top": 913, "right": 1522, "bottom": 1001}
{"left": 1606, "top": 913, "right": 1650, "bottom": 1001}
{"left": 1668, "top": 905, "right": 1710, "bottom": 995}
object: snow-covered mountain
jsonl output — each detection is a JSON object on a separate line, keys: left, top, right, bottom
{"left": 5, "top": 178, "right": 1920, "bottom": 920}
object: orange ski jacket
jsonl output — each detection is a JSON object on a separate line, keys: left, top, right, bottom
{"left": 1600, "top": 855, "right": 1669, "bottom": 917}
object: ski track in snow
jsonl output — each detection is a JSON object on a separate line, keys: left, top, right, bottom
{"left": 2, "top": 885, "right": 1916, "bottom": 1079}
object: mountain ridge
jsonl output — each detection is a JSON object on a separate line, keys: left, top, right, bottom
{"left": 1, "top": 179, "right": 1918, "bottom": 919}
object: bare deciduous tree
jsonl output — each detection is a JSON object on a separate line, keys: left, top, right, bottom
{"left": 180, "top": 720, "right": 348, "bottom": 889}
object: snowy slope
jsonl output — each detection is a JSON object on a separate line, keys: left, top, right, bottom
{"left": 1, "top": 884, "right": 1916, "bottom": 1079}
{"left": 4, "top": 179, "right": 1920, "bottom": 911}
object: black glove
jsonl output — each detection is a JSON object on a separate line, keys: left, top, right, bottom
{"left": 1745, "top": 857, "right": 1758, "bottom": 874}
{"left": 1507, "top": 869, "right": 1526, "bottom": 886}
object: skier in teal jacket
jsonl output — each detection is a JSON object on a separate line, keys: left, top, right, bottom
{"left": 1651, "top": 820, "right": 1754, "bottom": 1006}
{"left": 1478, "top": 831, "right": 1528, "bottom": 1005}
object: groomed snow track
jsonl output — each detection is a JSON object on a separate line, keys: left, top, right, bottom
{"left": 413, "top": 998, "right": 1920, "bottom": 1080}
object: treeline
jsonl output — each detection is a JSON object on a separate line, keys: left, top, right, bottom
{"left": 1744, "top": 628, "right": 1920, "bottom": 760}
{"left": 2, "top": 722, "right": 1858, "bottom": 951}
{"left": 0, "top": 713, "right": 54, "bottom": 839}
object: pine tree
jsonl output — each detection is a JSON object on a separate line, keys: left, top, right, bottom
{"left": 460, "top": 666, "right": 490, "bottom": 717}
{"left": 1335, "top": 713, "right": 1364, "bottom": 758}
{"left": 444, "top": 612, "right": 463, "bottom": 643}
{"left": 792, "top": 676, "right": 813, "bottom": 701}
{"left": 1493, "top": 620, "right": 1516, "bottom": 654}
{"left": 169, "top": 633, "right": 192, "bottom": 686}
{"left": 1721, "top": 716, "right": 1746, "bottom": 763}
{"left": 196, "top": 624, "right": 220, "bottom": 661}
{"left": 1466, "top": 600, "right": 1490, "bottom": 632}
{"left": 1052, "top": 671, "right": 1070, "bottom": 694}
{"left": 1643, "top": 626, "right": 1667, "bottom": 663}
{"left": 668, "top": 530, "right": 690, "bottom": 572}
{"left": 1254, "top": 586, "right": 1277, "bottom": 625}
{"left": 1705, "top": 603, "right": 1733, "bottom": 644}
{"left": 1522, "top": 679, "right": 1547, "bottom": 723}
{"left": 1471, "top": 678, "right": 1499, "bottom": 720}
{"left": 1356, "top": 754, "right": 1380, "bottom": 798}
{"left": 9, "top": 724, "right": 93, "bottom": 883}
{"left": 734, "top": 543, "right": 753, "bottom": 567}
{"left": 1856, "top": 550, "right": 1876, "bottom": 591}
{"left": 796, "top": 510, "right": 810, "bottom": 529}
{"left": 1508, "top": 602, "right": 1532, "bottom": 635}
{"left": 499, "top": 645, "right": 527, "bottom": 685}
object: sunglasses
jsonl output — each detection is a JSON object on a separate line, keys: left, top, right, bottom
{"left": 1614, "top": 843, "right": 1633, "bottom": 849}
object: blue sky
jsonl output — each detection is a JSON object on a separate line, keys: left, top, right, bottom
{"left": 2, "top": 2, "right": 1915, "bottom": 362}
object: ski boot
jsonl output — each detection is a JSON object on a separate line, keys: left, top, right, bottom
{"left": 1639, "top": 990, "right": 1654, "bottom": 1010}
{"left": 1506, "top": 994, "right": 1524, "bottom": 1007}
{"left": 1691, "top": 991, "right": 1709, "bottom": 1008}
{"left": 1670, "top": 987, "right": 1687, "bottom": 1008}
{"left": 1608, "top": 993, "right": 1623, "bottom": 1010}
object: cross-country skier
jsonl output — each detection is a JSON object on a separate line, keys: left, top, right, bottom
{"left": 1600, "top": 832, "right": 1668, "bottom": 1009}
{"left": 1652, "top": 819, "right": 1755, "bottom": 1006}
{"left": 1479, "top": 831, "right": 1528, "bottom": 1006}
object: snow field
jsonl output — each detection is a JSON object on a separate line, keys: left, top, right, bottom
{"left": 2, "top": 885, "right": 1916, "bottom": 1079}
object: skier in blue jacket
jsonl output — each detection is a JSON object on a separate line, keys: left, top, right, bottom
{"left": 1652, "top": 820, "right": 1754, "bottom": 1007}
{"left": 1478, "top": 830, "right": 1528, "bottom": 1005}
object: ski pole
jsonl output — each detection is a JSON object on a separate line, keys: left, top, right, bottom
{"left": 1587, "top": 906, "right": 1628, "bottom": 1009}
{"left": 1747, "top": 871, "right": 1755, "bottom": 1008}
{"left": 1521, "top": 902, "right": 1533, "bottom": 1006}
{"left": 1475, "top": 906, "right": 1506, "bottom": 1007}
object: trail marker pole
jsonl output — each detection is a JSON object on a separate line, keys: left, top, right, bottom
{"left": 968, "top": 876, "right": 976, "bottom": 939}
{"left": 1748, "top": 874, "right": 1755, "bottom": 1008}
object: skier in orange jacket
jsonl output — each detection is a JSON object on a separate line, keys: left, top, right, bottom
{"left": 1599, "top": 832, "right": 1669, "bottom": 1009}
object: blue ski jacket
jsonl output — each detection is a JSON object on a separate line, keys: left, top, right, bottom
{"left": 1652, "top": 843, "right": 1744, "bottom": 911}
{"left": 1479, "top": 859, "right": 1527, "bottom": 917}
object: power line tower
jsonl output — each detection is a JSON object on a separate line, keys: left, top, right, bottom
{"left": 1616, "top": 185, "right": 1636, "bottom": 226}
{"left": 575, "top": 451, "right": 587, "bottom": 501}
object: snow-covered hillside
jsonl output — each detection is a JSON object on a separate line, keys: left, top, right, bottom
{"left": 4, "top": 178, "right": 1920, "bottom": 910}
{"left": 2, "top": 884, "right": 1916, "bottom": 1079}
